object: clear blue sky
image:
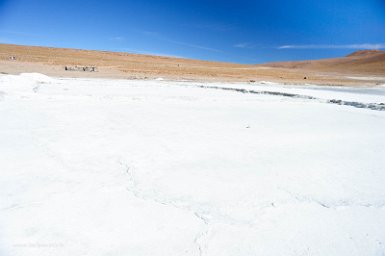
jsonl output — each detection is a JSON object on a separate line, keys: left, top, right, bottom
{"left": 0, "top": 0, "right": 384, "bottom": 63}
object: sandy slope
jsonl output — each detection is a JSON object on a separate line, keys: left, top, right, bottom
{"left": 1, "top": 73, "right": 385, "bottom": 255}
{"left": 265, "top": 50, "right": 385, "bottom": 74}
{"left": 1, "top": 44, "right": 384, "bottom": 86}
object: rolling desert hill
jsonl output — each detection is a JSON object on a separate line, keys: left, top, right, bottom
{"left": 0, "top": 43, "right": 384, "bottom": 86}
{"left": 263, "top": 50, "right": 385, "bottom": 74}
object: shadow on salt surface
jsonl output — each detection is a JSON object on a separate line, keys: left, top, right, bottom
{"left": 187, "top": 84, "right": 385, "bottom": 111}
{"left": 2, "top": 73, "right": 385, "bottom": 111}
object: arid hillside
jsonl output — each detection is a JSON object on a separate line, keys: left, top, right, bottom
{"left": 0, "top": 44, "right": 384, "bottom": 86}
{"left": 264, "top": 50, "right": 385, "bottom": 74}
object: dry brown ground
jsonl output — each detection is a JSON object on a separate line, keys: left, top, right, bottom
{"left": 1, "top": 43, "right": 384, "bottom": 86}
{"left": 264, "top": 50, "right": 385, "bottom": 74}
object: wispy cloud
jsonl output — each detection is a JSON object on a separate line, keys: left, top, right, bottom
{"left": 0, "top": 30, "right": 36, "bottom": 37}
{"left": 119, "top": 48, "right": 184, "bottom": 58}
{"left": 167, "top": 39, "right": 221, "bottom": 52}
{"left": 278, "top": 43, "right": 385, "bottom": 50}
{"left": 137, "top": 29, "right": 221, "bottom": 52}
{"left": 139, "top": 30, "right": 160, "bottom": 37}
{"left": 181, "top": 23, "right": 236, "bottom": 32}
{"left": 109, "top": 36, "right": 125, "bottom": 42}
{"left": 234, "top": 42, "right": 255, "bottom": 49}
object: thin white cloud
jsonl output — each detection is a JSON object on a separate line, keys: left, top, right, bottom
{"left": 181, "top": 23, "right": 236, "bottom": 32}
{"left": 109, "top": 36, "right": 125, "bottom": 42}
{"left": 0, "top": 30, "right": 36, "bottom": 37}
{"left": 139, "top": 30, "right": 160, "bottom": 37}
{"left": 278, "top": 43, "right": 385, "bottom": 50}
{"left": 234, "top": 42, "right": 255, "bottom": 49}
{"left": 137, "top": 29, "right": 221, "bottom": 52}
{"left": 119, "top": 48, "right": 184, "bottom": 58}
{"left": 167, "top": 39, "right": 222, "bottom": 52}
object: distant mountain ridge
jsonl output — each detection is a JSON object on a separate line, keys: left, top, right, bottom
{"left": 262, "top": 50, "right": 385, "bottom": 74}
{"left": 346, "top": 50, "right": 384, "bottom": 57}
{"left": 0, "top": 44, "right": 384, "bottom": 86}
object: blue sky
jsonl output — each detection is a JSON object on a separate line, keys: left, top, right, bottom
{"left": 0, "top": 0, "right": 384, "bottom": 63}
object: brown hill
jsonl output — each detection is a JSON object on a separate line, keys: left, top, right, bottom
{"left": 263, "top": 50, "right": 385, "bottom": 75}
{"left": 0, "top": 43, "right": 384, "bottom": 86}
{"left": 346, "top": 50, "right": 384, "bottom": 57}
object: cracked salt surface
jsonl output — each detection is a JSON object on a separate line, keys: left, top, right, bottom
{"left": 1, "top": 74, "right": 385, "bottom": 256}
